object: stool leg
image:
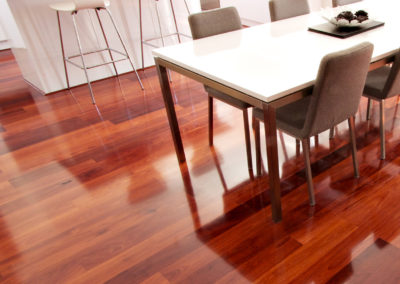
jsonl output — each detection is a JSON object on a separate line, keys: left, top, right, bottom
{"left": 56, "top": 11, "right": 70, "bottom": 90}
{"left": 155, "top": 0, "right": 166, "bottom": 47}
{"left": 169, "top": 0, "right": 182, "bottom": 43}
{"left": 183, "top": 0, "right": 190, "bottom": 14}
{"left": 71, "top": 12, "right": 96, "bottom": 104}
{"left": 139, "top": 0, "right": 145, "bottom": 70}
{"left": 95, "top": 9, "right": 118, "bottom": 76}
{"left": 104, "top": 8, "right": 144, "bottom": 90}
{"left": 155, "top": 0, "right": 172, "bottom": 82}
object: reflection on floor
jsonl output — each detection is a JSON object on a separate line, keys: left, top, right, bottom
{"left": 1, "top": 49, "right": 400, "bottom": 283}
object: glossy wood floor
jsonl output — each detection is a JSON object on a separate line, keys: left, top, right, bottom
{"left": 1, "top": 49, "right": 400, "bottom": 283}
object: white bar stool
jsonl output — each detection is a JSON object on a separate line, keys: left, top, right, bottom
{"left": 50, "top": 0, "right": 144, "bottom": 104}
{"left": 139, "top": 0, "right": 191, "bottom": 69}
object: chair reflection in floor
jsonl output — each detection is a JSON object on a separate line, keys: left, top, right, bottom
{"left": 254, "top": 43, "right": 373, "bottom": 206}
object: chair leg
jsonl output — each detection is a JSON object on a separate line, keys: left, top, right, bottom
{"left": 243, "top": 109, "right": 253, "bottom": 171}
{"left": 348, "top": 116, "right": 360, "bottom": 178}
{"left": 301, "top": 138, "right": 315, "bottom": 206}
{"left": 251, "top": 111, "right": 256, "bottom": 130}
{"left": 105, "top": 8, "right": 144, "bottom": 90}
{"left": 254, "top": 119, "right": 261, "bottom": 176}
{"left": 71, "top": 12, "right": 96, "bottom": 104}
{"left": 366, "top": 98, "right": 372, "bottom": 120}
{"left": 208, "top": 96, "right": 213, "bottom": 146}
{"left": 295, "top": 138, "right": 301, "bottom": 156}
{"left": 329, "top": 127, "right": 335, "bottom": 139}
{"left": 380, "top": 100, "right": 386, "bottom": 159}
{"left": 56, "top": 11, "right": 70, "bottom": 90}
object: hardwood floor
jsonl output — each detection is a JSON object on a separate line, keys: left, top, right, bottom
{"left": 1, "top": 48, "right": 400, "bottom": 283}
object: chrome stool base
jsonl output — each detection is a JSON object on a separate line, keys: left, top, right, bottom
{"left": 53, "top": 2, "right": 144, "bottom": 104}
{"left": 139, "top": 0, "right": 191, "bottom": 70}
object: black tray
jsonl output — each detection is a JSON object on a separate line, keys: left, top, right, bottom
{"left": 308, "top": 20, "right": 384, "bottom": 38}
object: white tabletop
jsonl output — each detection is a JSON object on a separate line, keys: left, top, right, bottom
{"left": 153, "top": 0, "right": 400, "bottom": 103}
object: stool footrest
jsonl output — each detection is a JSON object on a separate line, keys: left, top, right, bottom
{"left": 142, "top": 32, "right": 191, "bottom": 48}
{"left": 65, "top": 47, "right": 129, "bottom": 69}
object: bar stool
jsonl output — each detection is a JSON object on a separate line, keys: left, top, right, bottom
{"left": 139, "top": 0, "right": 191, "bottom": 70}
{"left": 50, "top": 0, "right": 144, "bottom": 104}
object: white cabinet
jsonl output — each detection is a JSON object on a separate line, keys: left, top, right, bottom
{"left": 0, "top": 0, "right": 11, "bottom": 49}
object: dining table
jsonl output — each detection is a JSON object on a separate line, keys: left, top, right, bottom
{"left": 152, "top": 0, "right": 400, "bottom": 222}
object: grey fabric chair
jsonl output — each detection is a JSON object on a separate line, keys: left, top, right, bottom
{"left": 332, "top": 0, "right": 361, "bottom": 7}
{"left": 253, "top": 42, "right": 374, "bottom": 205}
{"left": 200, "top": 0, "right": 220, "bottom": 11}
{"left": 269, "top": 0, "right": 310, "bottom": 22}
{"left": 363, "top": 49, "right": 400, "bottom": 159}
{"left": 188, "top": 7, "right": 253, "bottom": 170}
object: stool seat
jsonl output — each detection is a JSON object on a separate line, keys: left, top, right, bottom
{"left": 49, "top": 0, "right": 109, "bottom": 12}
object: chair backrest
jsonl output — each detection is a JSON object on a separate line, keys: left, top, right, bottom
{"left": 200, "top": 0, "right": 221, "bottom": 11}
{"left": 302, "top": 42, "right": 373, "bottom": 137}
{"left": 381, "top": 49, "right": 400, "bottom": 99}
{"left": 269, "top": 0, "right": 310, "bottom": 22}
{"left": 332, "top": 0, "right": 361, "bottom": 7}
{"left": 188, "top": 7, "right": 242, "bottom": 40}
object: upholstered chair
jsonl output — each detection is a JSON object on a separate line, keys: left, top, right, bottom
{"left": 332, "top": 0, "right": 362, "bottom": 7}
{"left": 200, "top": 0, "right": 220, "bottom": 11}
{"left": 188, "top": 7, "right": 253, "bottom": 170}
{"left": 254, "top": 42, "right": 374, "bottom": 205}
{"left": 269, "top": 0, "right": 310, "bottom": 22}
{"left": 363, "top": 49, "right": 400, "bottom": 159}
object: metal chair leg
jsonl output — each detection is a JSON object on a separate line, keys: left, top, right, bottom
{"left": 56, "top": 11, "right": 70, "bottom": 90}
{"left": 380, "top": 100, "right": 386, "bottom": 159}
{"left": 208, "top": 96, "right": 213, "bottom": 146}
{"left": 366, "top": 98, "right": 372, "bottom": 120}
{"left": 254, "top": 118, "right": 262, "bottom": 176}
{"left": 243, "top": 109, "right": 253, "bottom": 171}
{"left": 105, "top": 8, "right": 144, "bottom": 90}
{"left": 329, "top": 127, "right": 335, "bottom": 139}
{"left": 301, "top": 138, "right": 315, "bottom": 206}
{"left": 348, "top": 116, "right": 360, "bottom": 178}
{"left": 71, "top": 12, "right": 96, "bottom": 104}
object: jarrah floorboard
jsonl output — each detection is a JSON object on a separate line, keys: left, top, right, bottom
{"left": 1, "top": 48, "right": 400, "bottom": 283}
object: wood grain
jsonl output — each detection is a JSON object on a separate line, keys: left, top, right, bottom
{"left": 1, "top": 49, "right": 400, "bottom": 283}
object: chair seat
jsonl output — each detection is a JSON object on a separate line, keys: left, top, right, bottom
{"left": 205, "top": 85, "right": 251, "bottom": 109}
{"left": 253, "top": 96, "right": 311, "bottom": 138}
{"left": 49, "top": 0, "right": 109, "bottom": 12}
{"left": 363, "top": 65, "right": 391, "bottom": 99}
